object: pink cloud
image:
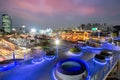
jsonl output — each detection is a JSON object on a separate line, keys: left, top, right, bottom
{"left": 44, "top": 0, "right": 97, "bottom": 15}
{"left": 1, "top": 0, "right": 120, "bottom": 26}
{"left": 13, "top": 0, "right": 55, "bottom": 15}
{"left": 8, "top": 0, "right": 98, "bottom": 16}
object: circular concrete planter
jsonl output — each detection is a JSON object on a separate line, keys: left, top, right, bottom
{"left": 94, "top": 57, "right": 106, "bottom": 63}
{"left": 0, "top": 59, "right": 23, "bottom": 71}
{"left": 100, "top": 50, "right": 113, "bottom": 60}
{"left": 94, "top": 54, "right": 106, "bottom": 64}
{"left": 54, "top": 59, "right": 88, "bottom": 80}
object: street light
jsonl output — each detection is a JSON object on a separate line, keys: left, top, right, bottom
{"left": 55, "top": 38, "right": 60, "bottom": 45}
{"left": 12, "top": 28, "right": 16, "bottom": 31}
{"left": 112, "top": 37, "right": 114, "bottom": 44}
{"left": 97, "top": 30, "right": 101, "bottom": 39}
{"left": 22, "top": 25, "right": 26, "bottom": 33}
{"left": 12, "top": 28, "right": 16, "bottom": 34}
{"left": 30, "top": 28, "right": 36, "bottom": 33}
{"left": 111, "top": 33, "right": 114, "bottom": 44}
{"left": 22, "top": 25, "right": 26, "bottom": 28}
{"left": 55, "top": 38, "right": 60, "bottom": 58}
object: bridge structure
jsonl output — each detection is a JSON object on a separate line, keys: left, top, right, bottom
{"left": 87, "top": 51, "right": 120, "bottom": 80}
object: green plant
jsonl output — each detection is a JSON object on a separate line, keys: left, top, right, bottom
{"left": 43, "top": 46, "right": 50, "bottom": 51}
{"left": 69, "top": 47, "right": 81, "bottom": 53}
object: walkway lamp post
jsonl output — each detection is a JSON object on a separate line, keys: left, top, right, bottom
{"left": 98, "top": 30, "right": 101, "bottom": 39}
{"left": 55, "top": 38, "right": 60, "bottom": 58}
{"left": 22, "top": 25, "right": 26, "bottom": 33}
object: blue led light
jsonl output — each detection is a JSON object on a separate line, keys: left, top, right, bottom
{"left": 93, "top": 58, "right": 107, "bottom": 65}
{"left": 67, "top": 51, "right": 83, "bottom": 56}
{"left": 105, "top": 56, "right": 113, "bottom": 61}
{"left": 52, "top": 67, "right": 58, "bottom": 80}
{"left": 44, "top": 56, "right": 56, "bottom": 60}
{"left": 80, "top": 46, "right": 88, "bottom": 49}
{"left": 31, "top": 58, "right": 45, "bottom": 64}
{"left": 91, "top": 50, "right": 101, "bottom": 54}
{"left": 52, "top": 58, "right": 91, "bottom": 80}
{"left": 0, "top": 63, "right": 15, "bottom": 71}
{"left": 86, "top": 75, "right": 91, "bottom": 80}
{"left": 87, "top": 46, "right": 103, "bottom": 51}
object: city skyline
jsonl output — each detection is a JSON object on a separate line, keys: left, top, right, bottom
{"left": 0, "top": 0, "right": 120, "bottom": 29}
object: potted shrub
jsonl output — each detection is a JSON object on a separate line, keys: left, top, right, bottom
{"left": 100, "top": 50, "right": 112, "bottom": 59}
{"left": 45, "top": 49, "right": 56, "bottom": 60}
{"left": 69, "top": 46, "right": 81, "bottom": 53}
{"left": 94, "top": 54, "right": 106, "bottom": 63}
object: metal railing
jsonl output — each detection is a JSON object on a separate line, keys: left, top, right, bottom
{"left": 90, "top": 51, "right": 120, "bottom": 80}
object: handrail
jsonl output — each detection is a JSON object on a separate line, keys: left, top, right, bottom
{"left": 103, "top": 59, "right": 118, "bottom": 80}
{"left": 90, "top": 51, "right": 120, "bottom": 80}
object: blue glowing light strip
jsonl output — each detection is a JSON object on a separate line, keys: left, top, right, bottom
{"left": 31, "top": 58, "right": 45, "bottom": 64}
{"left": 0, "top": 63, "right": 15, "bottom": 71}
{"left": 67, "top": 51, "right": 83, "bottom": 56}
{"left": 44, "top": 56, "right": 56, "bottom": 60}
{"left": 91, "top": 50, "right": 101, "bottom": 54}
{"left": 93, "top": 58, "right": 107, "bottom": 65}
{"left": 52, "top": 68, "right": 58, "bottom": 80}
{"left": 86, "top": 75, "right": 91, "bottom": 80}
{"left": 105, "top": 56, "right": 113, "bottom": 61}
{"left": 52, "top": 58, "right": 91, "bottom": 80}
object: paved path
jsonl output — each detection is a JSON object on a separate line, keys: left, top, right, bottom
{"left": 0, "top": 42, "right": 119, "bottom": 80}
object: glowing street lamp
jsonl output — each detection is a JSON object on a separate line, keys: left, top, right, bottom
{"left": 55, "top": 39, "right": 60, "bottom": 45}
{"left": 12, "top": 28, "right": 16, "bottom": 34}
{"left": 22, "top": 25, "right": 26, "bottom": 33}
{"left": 30, "top": 28, "right": 36, "bottom": 33}
{"left": 12, "top": 27, "right": 16, "bottom": 31}
{"left": 55, "top": 38, "right": 60, "bottom": 58}
{"left": 22, "top": 25, "right": 26, "bottom": 28}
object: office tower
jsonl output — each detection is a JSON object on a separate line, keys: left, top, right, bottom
{"left": 2, "top": 14, "right": 12, "bottom": 33}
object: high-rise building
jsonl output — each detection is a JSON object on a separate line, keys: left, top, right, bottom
{"left": 2, "top": 14, "right": 12, "bottom": 33}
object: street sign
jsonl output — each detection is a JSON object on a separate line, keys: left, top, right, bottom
{"left": 92, "top": 28, "right": 97, "bottom": 31}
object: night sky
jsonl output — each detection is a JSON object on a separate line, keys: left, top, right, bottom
{"left": 0, "top": 0, "right": 120, "bottom": 29}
